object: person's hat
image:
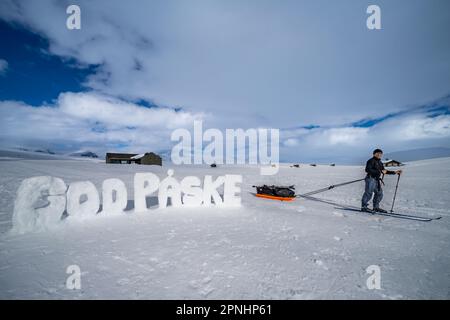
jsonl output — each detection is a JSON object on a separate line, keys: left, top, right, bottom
{"left": 373, "top": 148, "right": 383, "bottom": 154}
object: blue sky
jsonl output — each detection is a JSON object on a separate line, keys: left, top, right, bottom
{"left": 0, "top": 0, "right": 449, "bottom": 163}
{"left": 0, "top": 20, "right": 94, "bottom": 106}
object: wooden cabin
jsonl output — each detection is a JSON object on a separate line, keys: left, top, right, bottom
{"left": 105, "top": 152, "right": 162, "bottom": 166}
{"left": 384, "top": 159, "right": 402, "bottom": 167}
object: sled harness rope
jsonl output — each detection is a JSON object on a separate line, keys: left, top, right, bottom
{"left": 296, "top": 178, "right": 365, "bottom": 198}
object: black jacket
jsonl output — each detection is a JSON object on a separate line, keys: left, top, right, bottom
{"left": 365, "top": 157, "right": 395, "bottom": 179}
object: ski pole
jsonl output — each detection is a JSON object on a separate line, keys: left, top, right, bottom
{"left": 390, "top": 174, "right": 401, "bottom": 213}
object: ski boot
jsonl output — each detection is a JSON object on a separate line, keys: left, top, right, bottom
{"left": 361, "top": 207, "right": 374, "bottom": 214}
{"left": 373, "top": 207, "right": 388, "bottom": 213}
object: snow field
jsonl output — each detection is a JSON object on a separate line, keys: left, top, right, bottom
{"left": 0, "top": 157, "right": 449, "bottom": 298}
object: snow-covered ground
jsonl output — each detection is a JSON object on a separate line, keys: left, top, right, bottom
{"left": 0, "top": 155, "right": 449, "bottom": 299}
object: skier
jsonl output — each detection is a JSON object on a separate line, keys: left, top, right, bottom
{"left": 361, "top": 149, "right": 402, "bottom": 213}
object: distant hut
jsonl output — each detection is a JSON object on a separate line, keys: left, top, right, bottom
{"left": 384, "top": 159, "right": 402, "bottom": 167}
{"left": 106, "top": 152, "right": 162, "bottom": 166}
{"left": 330, "top": 163, "right": 336, "bottom": 167}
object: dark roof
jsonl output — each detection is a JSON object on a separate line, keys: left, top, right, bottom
{"left": 384, "top": 159, "right": 402, "bottom": 164}
{"left": 144, "top": 152, "right": 161, "bottom": 158}
{"left": 106, "top": 153, "right": 138, "bottom": 159}
{"left": 106, "top": 152, "right": 161, "bottom": 159}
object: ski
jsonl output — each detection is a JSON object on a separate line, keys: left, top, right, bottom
{"left": 383, "top": 211, "right": 441, "bottom": 221}
{"left": 338, "top": 207, "right": 440, "bottom": 222}
{"left": 299, "top": 195, "right": 441, "bottom": 222}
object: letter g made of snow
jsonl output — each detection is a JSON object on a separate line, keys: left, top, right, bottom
{"left": 12, "top": 176, "right": 67, "bottom": 233}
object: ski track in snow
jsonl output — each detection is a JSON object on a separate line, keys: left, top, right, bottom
{"left": 0, "top": 156, "right": 449, "bottom": 299}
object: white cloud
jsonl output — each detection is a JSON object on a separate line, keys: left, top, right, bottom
{"left": 391, "top": 115, "right": 450, "bottom": 140}
{"left": 0, "top": 91, "right": 449, "bottom": 163}
{"left": 279, "top": 111, "right": 450, "bottom": 163}
{"left": 1, "top": 0, "right": 449, "bottom": 128}
{"left": 0, "top": 59, "right": 8, "bottom": 75}
{"left": 57, "top": 92, "right": 202, "bottom": 130}
{"left": 1, "top": 1, "right": 450, "bottom": 162}
{"left": 321, "top": 127, "right": 369, "bottom": 146}
{"left": 0, "top": 92, "right": 203, "bottom": 154}
{"left": 283, "top": 138, "right": 300, "bottom": 147}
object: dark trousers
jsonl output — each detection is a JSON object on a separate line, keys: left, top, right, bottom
{"left": 361, "top": 176, "right": 383, "bottom": 209}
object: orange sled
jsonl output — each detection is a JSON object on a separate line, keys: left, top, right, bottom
{"left": 255, "top": 194, "right": 296, "bottom": 201}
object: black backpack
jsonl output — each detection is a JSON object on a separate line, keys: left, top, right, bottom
{"left": 254, "top": 185, "right": 296, "bottom": 198}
